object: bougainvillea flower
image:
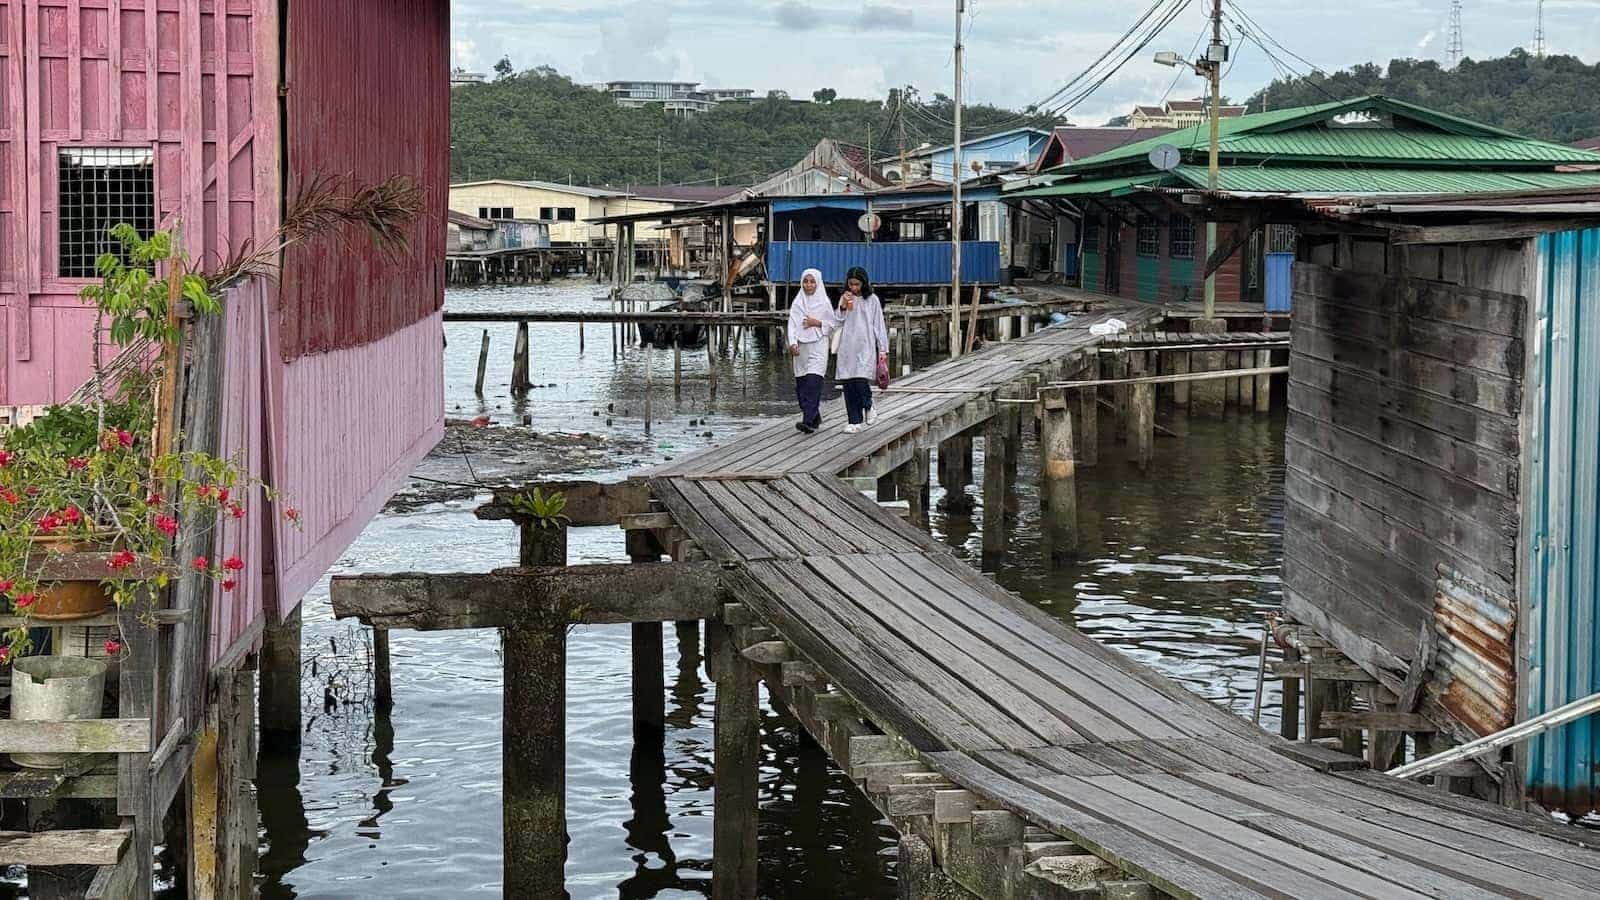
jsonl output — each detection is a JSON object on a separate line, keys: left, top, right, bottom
{"left": 221, "top": 578, "right": 237, "bottom": 592}
{"left": 229, "top": 503, "right": 246, "bottom": 519}
{"left": 222, "top": 555, "right": 245, "bottom": 572}
{"left": 108, "top": 550, "right": 137, "bottom": 570}
{"left": 36, "top": 514, "right": 61, "bottom": 533}
{"left": 154, "top": 515, "right": 179, "bottom": 537}
{"left": 0, "top": 449, "right": 10, "bottom": 466}
{"left": 67, "top": 457, "right": 88, "bottom": 470}
{"left": 116, "top": 429, "right": 134, "bottom": 448}
{"left": 14, "top": 593, "right": 36, "bottom": 608}
{"left": 61, "top": 506, "right": 82, "bottom": 524}
{"left": 217, "top": 488, "right": 231, "bottom": 504}
{"left": 284, "top": 507, "right": 301, "bottom": 523}
{"left": 103, "top": 640, "right": 122, "bottom": 656}
{"left": 193, "top": 556, "right": 209, "bottom": 572}
{"left": 0, "top": 579, "right": 13, "bottom": 593}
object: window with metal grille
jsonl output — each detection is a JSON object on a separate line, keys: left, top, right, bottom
{"left": 479, "top": 206, "right": 514, "bottom": 220}
{"left": 1083, "top": 217, "right": 1101, "bottom": 252}
{"left": 1169, "top": 215, "right": 1195, "bottom": 259}
{"left": 57, "top": 147, "right": 156, "bottom": 278}
{"left": 539, "top": 206, "right": 578, "bottom": 222}
{"left": 1136, "top": 215, "right": 1159, "bottom": 258}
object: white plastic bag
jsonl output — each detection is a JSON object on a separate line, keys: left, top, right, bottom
{"left": 1089, "top": 317, "right": 1128, "bottom": 336}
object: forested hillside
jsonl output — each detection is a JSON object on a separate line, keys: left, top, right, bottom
{"left": 1247, "top": 50, "right": 1600, "bottom": 143}
{"left": 448, "top": 67, "right": 1053, "bottom": 187}
{"left": 450, "top": 53, "right": 1600, "bottom": 187}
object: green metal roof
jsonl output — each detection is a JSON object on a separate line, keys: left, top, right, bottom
{"left": 1015, "top": 95, "right": 1600, "bottom": 187}
{"left": 1172, "top": 165, "right": 1600, "bottom": 195}
{"left": 1006, "top": 173, "right": 1169, "bottom": 199}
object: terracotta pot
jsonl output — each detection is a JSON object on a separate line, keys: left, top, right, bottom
{"left": 23, "top": 534, "right": 116, "bottom": 622}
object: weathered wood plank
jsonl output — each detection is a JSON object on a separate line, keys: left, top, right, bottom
{"left": 329, "top": 562, "right": 726, "bottom": 629}
{"left": 0, "top": 827, "right": 129, "bottom": 866}
{"left": 0, "top": 719, "right": 151, "bottom": 754}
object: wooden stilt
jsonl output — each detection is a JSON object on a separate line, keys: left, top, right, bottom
{"left": 1189, "top": 318, "right": 1227, "bottom": 416}
{"left": 1280, "top": 646, "right": 1301, "bottom": 741}
{"left": 1039, "top": 400, "right": 1078, "bottom": 564}
{"left": 877, "top": 474, "right": 898, "bottom": 502}
{"left": 895, "top": 450, "right": 929, "bottom": 530}
{"left": 373, "top": 627, "right": 393, "bottom": 712}
{"left": 1074, "top": 382, "right": 1098, "bottom": 467}
{"left": 981, "top": 416, "right": 1010, "bottom": 565}
{"left": 475, "top": 330, "right": 489, "bottom": 398}
{"left": 1109, "top": 351, "right": 1129, "bottom": 442}
{"left": 258, "top": 606, "right": 301, "bottom": 749}
{"left": 707, "top": 336, "right": 718, "bottom": 402}
{"left": 1172, "top": 350, "right": 1191, "bottom": 408}
{"left": 1129, "top": 353, "right": 1153, "bottom": 470}
{"left": 1254, "top": 348, "right": 1272, "bottom": 413}
{"left": 511, "top": 322, "right": 531, "bottom": 395}
{"left": 215, "top": 670, "right": 257, "bottom": 900}
{"left": 938, "top": 436, "right": 973, "bottom": 513}
{"left": 674, "top": 341, "right": 683, "bottom": 400}
{"left": 578, "top": 322, "right": 585, "bottom": 354}
{"left": 644, "top": 345, "right": 654, "bottom": 433}
{"left": 709, "top": 618, "right": 759, "bottom": 900}
{"left": 629, "top": 536, "right": 665, "bottom": 748}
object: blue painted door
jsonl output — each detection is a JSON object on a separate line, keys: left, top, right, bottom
{"left": 1264, "top": 252, "right": 1294, "bottom": 312}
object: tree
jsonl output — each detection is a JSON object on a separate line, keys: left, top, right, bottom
{"left": 493, "top": 56, "right": 514, "bottom": 80}
{"left": 767, "top": 89, "right": 791, "bottom": 101}
{"left": 813, "top": 88, "right": 837, "bottom": 104}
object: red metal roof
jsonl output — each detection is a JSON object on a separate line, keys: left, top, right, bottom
{"left": 1573, "top": 136, "right": 1600, "bottom": 151}
{"left": 1034, "top": 127, "right": 1175, "bottom": 172}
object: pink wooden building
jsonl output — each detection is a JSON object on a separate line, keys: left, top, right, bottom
{"left": 0, "top": 0, "right": 449, "bottom": 666}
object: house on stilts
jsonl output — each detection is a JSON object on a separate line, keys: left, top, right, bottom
{"left": 0, "top": 1, "right": 450, "bottom": 894}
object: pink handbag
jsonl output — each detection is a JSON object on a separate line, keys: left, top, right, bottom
{"left": 875, "top": 356, "right": 891, "bottom": 390}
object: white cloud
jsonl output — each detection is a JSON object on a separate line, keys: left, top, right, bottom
{"left": 1417, "top": 30, "right": 1436, "bottom": 51}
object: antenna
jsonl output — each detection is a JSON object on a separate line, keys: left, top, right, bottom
{"left": 1447, "top": 0, "right": 1464, "bottom": 68}
{"left": 1533, "top": 0, "right": 1546, "bottom": 58}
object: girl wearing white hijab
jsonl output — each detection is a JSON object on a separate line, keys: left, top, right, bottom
{"left": 786, "top": 268, "right": 834, "bottom": 433}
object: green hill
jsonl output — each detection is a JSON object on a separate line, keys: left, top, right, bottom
{"left": 1248, "top": 50, "right": 1600, "bottom": 144}
{"left": 448, "top": 67, "right": 1053, "bottom": 187}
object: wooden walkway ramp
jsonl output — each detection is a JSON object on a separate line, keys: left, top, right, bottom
{"left": 643, "top": 306, "right": 1600, "bottom": 899}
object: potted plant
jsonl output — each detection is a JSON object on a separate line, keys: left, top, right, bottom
{"left": 0, "top": 228, "right": 284, "bottom": 662}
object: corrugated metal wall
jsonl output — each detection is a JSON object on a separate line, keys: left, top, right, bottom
{"left": 1526, "top": 226, "right": 1600, "bottom": 817}
{"left": 767, "top": 241, "right": 1000, "bottom": 285}
{"left": 278, "top": 0, "right": 448, "bottom": 360}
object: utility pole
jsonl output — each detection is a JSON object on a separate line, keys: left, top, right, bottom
{"left": 867, "top": 124, "right": 873, "bottom": 178}
{"left": 1203, "top": 0, "right": 1224, "bottom": 320}
{"left": 657, "top": 136, "right": 663, "bottom": 184}
{"left": 949, "top": 0, "right": 965, "bottom": 357}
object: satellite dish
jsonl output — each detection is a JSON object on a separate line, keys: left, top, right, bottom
{"left": 857, "top": 212, "right": 882, "bottom": 234}
{"left": 1148, "top": 143, "right": 1182, "bottom": 172}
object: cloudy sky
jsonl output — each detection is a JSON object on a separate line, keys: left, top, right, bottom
{"left": 451, "top": 0, "right": 1600, "bottom": 125}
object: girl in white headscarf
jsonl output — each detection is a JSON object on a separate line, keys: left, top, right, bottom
{"left": 786, "top": 268, "right": 834, "bottom": 433}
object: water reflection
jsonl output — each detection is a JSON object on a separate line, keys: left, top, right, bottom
{"left": 258, "top": 282, "right": 1286, "bottom": 899}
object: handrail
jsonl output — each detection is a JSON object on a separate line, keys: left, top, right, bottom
{"left": 1386, "top": 691, "right": 1600, "bottom": 779}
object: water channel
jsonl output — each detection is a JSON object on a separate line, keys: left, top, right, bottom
{"left": 256, "top": 281, "right": 1287, "bottom": 898}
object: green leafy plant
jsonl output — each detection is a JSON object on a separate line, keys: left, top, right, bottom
{"left": 510, "top": 488, "right": 570, "bottom": 530}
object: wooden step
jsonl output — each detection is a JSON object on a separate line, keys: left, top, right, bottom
{"left": 0, "top": 824, "right": 130, "bottom": 865}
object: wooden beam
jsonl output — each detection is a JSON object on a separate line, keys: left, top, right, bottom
{"left": 476, "top": 479, "right": 653, "bottom": 527}
{"left": 0, "top": 719, "right": 151, "bottom": 754}
{"left": 1321, "top": 711, "right": 1438, "bottom": 731}
{"left": 1390, "top": 217, "right": 1600, "bottom": 245}
{"left": 0, "top": 826, "right": 129, "bottom": 866}
{"left": 330, "top": 561, "right": 727, "bottom": 630}
{"left": 1204, "top": 213, "right": 1260, "bottom": 278}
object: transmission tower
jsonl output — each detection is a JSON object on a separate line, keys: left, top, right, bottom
{"left": 1533, "top": 0, "right": 1546, "bottom": 58}
{"left": 1446, "top": 0, "right": 1464, "bottom": 68}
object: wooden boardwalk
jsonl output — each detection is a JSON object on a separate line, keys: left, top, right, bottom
{"left": 643, "top": 305, "right": 1600, "bottom": 898}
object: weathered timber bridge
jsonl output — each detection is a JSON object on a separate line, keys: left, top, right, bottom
{"left": 332, "top": 303, "right": 1600, "bottom": 898}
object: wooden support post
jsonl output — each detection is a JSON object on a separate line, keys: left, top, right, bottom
{"left": 629, "top": 537, "right": 665, "bottom": 750}
{"left": 1129, "top": 353, "right": 1153, "bottom": 469}
{"left": 1039, "top": 401, "right": 1078, "bottom": 564}
{"left": 1224, "top": 350, "right": 1239, "bottom": 408}
{"left": 982, "top": 416, "right": 1010, "bottom": 565}
{"left": 709, "top": 618, "right": 759, "bottom": 899}
{"left": 707, "top": 333, "right": 718, "bottom": 402}
{"left": 1254, "top": 348, "right": 1272, "bottom": 413}
{"left": 474, "top": 329, "right": 490, "bottom": 398}
{"left": 644, "top": 345, "right": 654, "bottom": 433}
{"left": 579, "top": 322, "right": 585, "bottom": 354}
{"left": 1280, "top": 645, "right": 1301, "bottom": 742}
{"left": 939, "top": 436, "right": 973, "bottom": 513}
{"left": 511, "top": 321, "right": 532, "bottom": 396}
{"left": 1172, "top": 350, "right": 1191, "bottom": 407}
{"left": 1109, "top": 351, "right": 1129, "bottom": 442}
{"left": 504, "top": 520, "right": 567, "bottom": 899}
{"left": 1074, "top": 383, "right": 1098, "bottom": 467}
{"left": 215, "top": 670, "right": 257, "bottom": 900}
{"left": 877, "top": 473, "right": 898, "bottom": 502}
{"left": 895, "top": 450, "right": 929, "bottom": 530}
{"left": 373, "top": 627, "right": 393, "bottom": 712}
{"left": 673, "top": 341, "right": 683, "bottom": 400}
{"left": 1189, "top": 319, "right": 1226, "bottom": 416}
{"left": 259, "top": 606, "right": 302, "bottom": 749}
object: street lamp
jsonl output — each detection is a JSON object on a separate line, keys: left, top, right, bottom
{"left": 1153, "top": 4, "right": 1226, "bottom": 319}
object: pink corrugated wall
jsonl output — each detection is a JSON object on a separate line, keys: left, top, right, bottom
{"left": 1, "top": 0, "right": 277, "bottom": 406}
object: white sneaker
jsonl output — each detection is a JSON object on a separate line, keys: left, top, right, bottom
{"left": 844, "top": 423, "right": 861, "bottom": 434}
{"left": 866, "top": 408, "right": 878, "bottom": 426}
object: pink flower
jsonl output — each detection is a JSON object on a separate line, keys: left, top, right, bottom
{"left": 192, "top": 555, "right": 209, "bottom": 572}
{"left": 36, "top": 514, "right": 61, "bottom": 534}
{"left": 67, "top": 456, "right": 88, "bottom": 471}
{"left": 228, "top": 503, "right": 245, "bottom": 519}
{"left": 103, "top": 639, "right": 121, "bottom": 656}
{"left": 217, "top": 487, "right": 230, "bottom": 505}
{"left": 0, "top": 647, "right": 9, "bottom": 663}
{"left": 196, "top": 485, "right": 213, "bottom": 500}
{"left": 14, "top": 593, "right": 36, "bottom": 609}
{"left": 222, "top": 555, "right": 245, "bottom": 572}
{"left": 221, "top": 578, "right": 237, "bottom": 592}
{"left": 153, "top": 514, "right": 178, "bottom": 537}
{"left": 0, "top": 449, "right": 10, "bottom": 466}
{"left": 61, "top": 505, "right": 82, "bottom": 525}
{"left": 116, "top": 429, "right": 134, "bottom": 448}
{"left": 0, "top": 488, "right": 17, "bottom": 505}
{"left": 146, "top": 491, "right": 163, "bottom": 506}
{"left": 0, "top": 579, "right": 12, "bottom": 593}
{"left": 108, "top": 550, "right": 136, "bottom": 570}
{"left": 284, "top": 507, "right": 301, "bottom": 523}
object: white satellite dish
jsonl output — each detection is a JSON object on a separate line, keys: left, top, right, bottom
{"left": 1148, "top": 144, "right": 1182, "bottom": 172}
{"left": 857, "top": 212, "right": 882, "bottom": 234}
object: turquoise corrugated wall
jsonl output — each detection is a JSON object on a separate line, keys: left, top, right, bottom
{"left": 1527, "top": 227, "right": 1600, "bottom": 816}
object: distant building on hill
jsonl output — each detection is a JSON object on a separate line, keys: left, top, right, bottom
{"left": 1129, "top": 98, "right": 1247, "bottom": 129}
{"left": 594, "top": 80, "right": 755, "bottom": 116}
{"left": 451, "top": 67, "right": 486, "bottom": 87}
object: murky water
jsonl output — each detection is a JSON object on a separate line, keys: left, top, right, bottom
{"left": 257, "top": 282, "right": 1285, "bottom": 899}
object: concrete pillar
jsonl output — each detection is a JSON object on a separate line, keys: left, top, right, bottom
{"left": 895, "top": 449, "right": 929, "bottom": 530}
{"left": 938, "top": 435, "right": 974, "bottom": 514}
{"left": 1190, "top": 318, "right": 1227, "bottom": 416}
{"left": 709, "top": 619, "right": 759, "bottom": 899}
{"left": 1172, "top": 349, "right": 1191, "bottom": 408}
{"left": 1129, "top": 353, "right": 1154, "bottom": 471}
{"left": 1039, "top": 401, "right": 1078, "bottom": 565}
